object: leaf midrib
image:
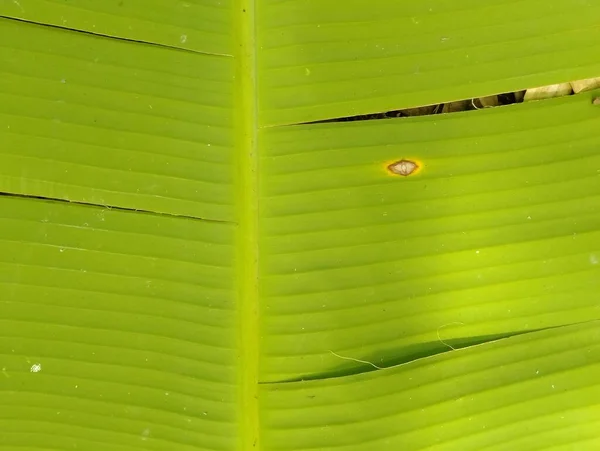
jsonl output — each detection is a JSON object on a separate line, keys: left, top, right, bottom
{"left": 234, "top": 1, "right": 260, "bottom": 450}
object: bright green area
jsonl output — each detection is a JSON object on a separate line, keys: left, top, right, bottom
{"left": 259, "top": 94, "right": 600, "bottom": 381}
{"left": 232, "top": 0, "right": 260, "bottom": 449}
{"left": 0, "top": 1, "right": 599, "bottom": 450}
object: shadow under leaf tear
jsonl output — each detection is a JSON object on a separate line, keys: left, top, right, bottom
{"left": 272, "top": 329, "right": 541, "bottom": 384}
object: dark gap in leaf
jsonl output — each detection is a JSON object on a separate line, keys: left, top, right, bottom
{"left": 0, "top": 191, "right": 231, "bottom": 224}
{"left": 306, "top": 80, "right": 600, "bottom": 125}
{"left": 309, "top": 90, "right": 526, "bottom": 124}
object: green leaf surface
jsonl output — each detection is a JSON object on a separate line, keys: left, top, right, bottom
{"left": 0, "top": 195, "right": 237, "bottom": 450}
{"left": 0, "top": 18, "right": 235, "bottom": 221}
{"left": 0, "top": 0, "right": 232, "bottom": 55}
{"left": 0, "top": 1, "right": 600, "bottom": 450}
{"left": 259, "top": 93, "right": 600, "bottom": 381}
{"left": 261, "top": 321, "right": 600, "bottom": 451}
{"left": 258, "top": 0, "right": 600, "bottom": 125}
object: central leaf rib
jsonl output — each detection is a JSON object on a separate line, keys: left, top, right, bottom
{"left": 234, "top": 0, "right": 260, "bottom": 450}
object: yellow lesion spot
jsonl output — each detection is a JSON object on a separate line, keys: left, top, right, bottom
{"left": 386, "top": 159, "right": 421, "bottom": 176}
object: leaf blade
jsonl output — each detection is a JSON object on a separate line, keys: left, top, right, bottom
{"left": 260, "top": 321, "right": 600, "bottom": 450}
{"left": 0, "top": 18, "right": 235, "bottom": 221}
{"left": 259, "top": 93, "right": 600, "bottom": 381}
{"left": 259, "top": 0, "right": 600, "bottom": 125}
{"left": 0, "top": 0, "right": 233, "bottom": 55}
{"left": 0, "top": 195, "right": 237, "bottom": 450}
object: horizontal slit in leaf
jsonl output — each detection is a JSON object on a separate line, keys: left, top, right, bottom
{"left": 307, "top": 78, "right": 600, "bottom": 124}
{"left": 0, "top": 191, "right": 232, "bottom": 224}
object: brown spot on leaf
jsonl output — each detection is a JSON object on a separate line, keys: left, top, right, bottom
{"left": 388, "top": 159, "right": 419, "bottom": 176}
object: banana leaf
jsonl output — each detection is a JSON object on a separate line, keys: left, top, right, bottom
{"left": 0, "top": 1, "right": 600, "bottom": 450}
